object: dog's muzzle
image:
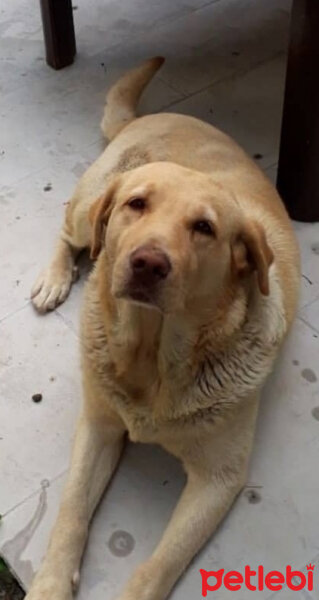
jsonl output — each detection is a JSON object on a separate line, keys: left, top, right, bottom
{"left": 127, "top": 245, "right": 171, "bottom": 304}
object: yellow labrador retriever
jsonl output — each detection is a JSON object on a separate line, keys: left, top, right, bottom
{"left": 28, "top": 57, "right": 299, "bottom": 600}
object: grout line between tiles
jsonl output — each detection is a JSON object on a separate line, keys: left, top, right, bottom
{"left": 150, "top": 0, "right": 235, "bottom": 39}
{"left": 299, "top": 293, "right": 319, "bottom": 312}
{"left": 2, "top": 469, "right": 67, "bottom": 519}
{"left": 2, "top": 468, "right": 68, "bottom": 518}
{"left": 264, "top": 160, "right": 278, "bottom": 172}
{"left": 99, "top": 0, "right": 226, "bottom": 61}
{"left": 156, "top": 74, "right": 189, "bottom": 99}
{"left": 298, "top": 316, "right": 319, "bottom": 336}
{"left": 186, "top": 0, "right": 224, "bottom": 13}
{"left": 55, "top": 309, "right": 79, "bottom": 339}
{"left": 260, "top": 157, "right": 279, "bottom": 171}
{"left": 0, "top": 301, "right": 31, "bottom": 325}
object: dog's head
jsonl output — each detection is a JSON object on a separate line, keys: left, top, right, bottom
{"left": 89, "top": 162, "right": 273, "bottom": 313}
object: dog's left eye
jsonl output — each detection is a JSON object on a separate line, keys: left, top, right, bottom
{"left": 128, "top": 197, "right": 146, "bottom": 211}
{"left": 192, "top": 220, "right": 214, "bottom": 236}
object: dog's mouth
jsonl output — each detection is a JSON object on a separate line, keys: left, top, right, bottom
{"left": 124, "top": 284, "right": 160, "bottom": 308}
{"left": 113, "top": 275, "right": 162, "bottom": 309}
{"left": 129, "top": 288, "right": 152, "bottom": 302}
{"left": 114, "top": 277, "right": 180, "bottom": 314}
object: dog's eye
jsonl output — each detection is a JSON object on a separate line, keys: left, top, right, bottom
{"left": 128, "top": 197, "right": 146, "bottom": 211}
{"left": 193, "top": 220, "right": 214, "bottom": 236}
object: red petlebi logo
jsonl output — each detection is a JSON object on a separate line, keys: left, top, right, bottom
{"left": 200, "top": 564, "right": 315, "bottom": 595}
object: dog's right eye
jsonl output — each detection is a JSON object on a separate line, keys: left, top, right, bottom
{"left": 128, "top": 197, "right": 146, "bottom": 211}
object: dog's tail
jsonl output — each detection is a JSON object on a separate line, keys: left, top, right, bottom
{"left": 101, "top": 56, "right": 165, "bottom": 141}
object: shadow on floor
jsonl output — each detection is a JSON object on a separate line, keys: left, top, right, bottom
{"left": 0, "top": 557, "right": 25, "bottom": 600}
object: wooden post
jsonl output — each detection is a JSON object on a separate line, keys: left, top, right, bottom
{"left": 277, "top": 0, "right": 319, "bottom": 222}
{"left": 40, "top": 0, "right": 76, "bottom": 70}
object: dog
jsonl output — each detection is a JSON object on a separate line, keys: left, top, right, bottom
{"left": 28, "top": 57, "right": 299, "bottom": 600}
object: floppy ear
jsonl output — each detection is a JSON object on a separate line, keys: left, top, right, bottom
{"left": 89, "top": 177, "right": 119, "bottom": 259}
{"left": 231, "top": 220, "right": 274, "bottom": 295}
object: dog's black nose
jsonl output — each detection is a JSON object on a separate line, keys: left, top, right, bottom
{"left": 130, "top": 246, "right": 171, "bottom": 286}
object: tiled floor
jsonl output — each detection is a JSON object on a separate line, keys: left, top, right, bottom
{"left": 1, "top": 0, "right": 319, "bottom": 599}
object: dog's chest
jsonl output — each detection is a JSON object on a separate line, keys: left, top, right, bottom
{"left": 110, "top": 391, "right": 163, "bottom": 443}
{"left": 108, "top": 362, "right": 186, "bottom": 444}
{"left": 83, "top": 274, "right": 287, "bottom": 446}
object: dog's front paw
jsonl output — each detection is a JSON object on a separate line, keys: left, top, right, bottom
{"left": 31, "top": 265, "right": 78, "bottom": 313}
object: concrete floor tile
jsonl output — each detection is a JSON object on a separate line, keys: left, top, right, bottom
{"left": 300, "top": 299, "right": 319, "bottom": 335}
{"left": 264, "top": 163, "right": 278, "bottom": 186}
{"left": 167, "top": 56, "right": 286, "bottom": 170}
{"left": 127, "top": 0, "right": 291, "bottom": 96}
{"left": 293, "top": 223, "right": 319, "bottom": 309}
{"left": 1, "top": 445, "right": 185, "bottom": 596}
{"left": 0, "top": 164, "right": 79, "bottom": 319}
{"left": 0, "top": 306, "right": 81, "bottom": 515}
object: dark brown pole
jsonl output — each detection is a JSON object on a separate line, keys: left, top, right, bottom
{"left": 40, "top": 0, "right": 76, "bottom": 70}
{"left": 277, "top": 0, "right": 319, "bottom": 222}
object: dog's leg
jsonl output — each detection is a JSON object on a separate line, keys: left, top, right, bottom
{"left": 31, "top": 196, "right": 91, "bottom": 313}
{"left": 116, "top": 399, "right": 258, "bottom": 600}
{"left": 116, "top": 473, "right": 242, "bottom": 600}
{"left": 25, "top": 411, "right": 125, "bottom": 600}
{"left": 31, "top": 236, "right": 80, "bottom": 312}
